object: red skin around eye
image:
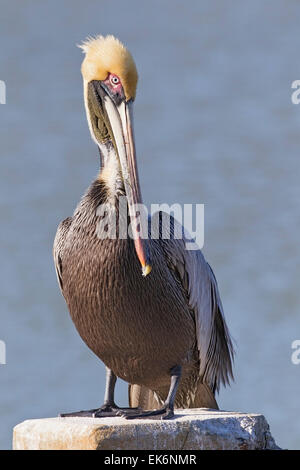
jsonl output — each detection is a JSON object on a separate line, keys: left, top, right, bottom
{"left": 103, "top": 73, "right": 123, "bottom": 96}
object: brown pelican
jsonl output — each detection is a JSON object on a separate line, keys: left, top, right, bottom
{"left": 53, "top": 35, "right": 234, "bottom": 419}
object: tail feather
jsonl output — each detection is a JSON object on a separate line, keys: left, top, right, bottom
{"left": 129, "top": 384, "right": 161, "bottom": 410}
{"left": 187, "top": 382, "right": 219, "bottom": 409}
{"left": 128, "top": 382, "right": 218, "bottom": 410}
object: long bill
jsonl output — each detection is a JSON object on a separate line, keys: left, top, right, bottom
{"left": 102, "top": 94, "right": 151, "bottom": 277}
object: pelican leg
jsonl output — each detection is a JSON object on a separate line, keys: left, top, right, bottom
{"left": 59, "top": 368, "right": 140, "bottom": 418}
{"left": 123, "top": 365, "right": 182, "bottom": 420}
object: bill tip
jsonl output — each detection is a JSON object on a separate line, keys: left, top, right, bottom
{"left": 142, "top": 264, "right": 152, "bottom": 277}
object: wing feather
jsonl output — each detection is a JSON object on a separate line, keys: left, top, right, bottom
{"left": 53, "top": 217, "right": 72, "bottom": 293}
{"left": 156, "top": 213, "right": 234, "bottom": 392}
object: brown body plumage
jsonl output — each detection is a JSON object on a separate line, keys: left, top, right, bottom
{"left": 53, "top": 35, "right": 234, "bottom": 418}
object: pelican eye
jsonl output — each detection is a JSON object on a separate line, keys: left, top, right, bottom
{"left": 110, "top": 75, "right": 120, "bottom": 86}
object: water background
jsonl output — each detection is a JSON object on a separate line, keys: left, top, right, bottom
{"left": 0, "top": 0, "right": 300, "bottom": 449}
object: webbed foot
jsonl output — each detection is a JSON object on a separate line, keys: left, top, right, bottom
{"left": 59, "top": 404, "right": 140, "bottom": 418}
{"left": 122, "top": 405, "right": 174, "bottom": 420}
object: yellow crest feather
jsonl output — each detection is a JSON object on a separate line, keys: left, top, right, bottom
{"left": 79, "top": 35, "right": 138, "bottom": 101}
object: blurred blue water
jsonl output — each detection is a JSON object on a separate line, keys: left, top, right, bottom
{"left": 0, "top": 0, "right": 300, "bottom": 449}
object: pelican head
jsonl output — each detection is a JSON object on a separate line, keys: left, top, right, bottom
{"left": 79, "top": 35, "right": 151, "bottom": 276}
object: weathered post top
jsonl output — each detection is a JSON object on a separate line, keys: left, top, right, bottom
{"left": 13, "top": 408, "right": 280, "bottom": 450}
